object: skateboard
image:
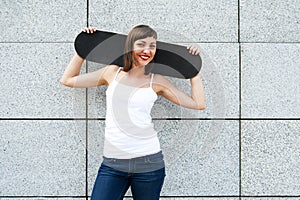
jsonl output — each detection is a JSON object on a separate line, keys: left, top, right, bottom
{"left": 74, "top": 30, "right": 202, "bottom": 79}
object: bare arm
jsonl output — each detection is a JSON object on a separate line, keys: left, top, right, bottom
{"left": 189, "top": 73, "right": 206, "bottom": 109}
{"left": 155, "top": 44, "right": 206, "bottom": 110}
{"left": 60, "top": 27, "right": 113, "bottom": 88}
{"left": 60, "top": 53, "right": 111, "bottom": 88}
{"left": 155, "top": 73, "right": 206, "bottom": 110}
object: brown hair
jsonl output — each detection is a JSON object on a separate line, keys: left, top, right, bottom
{"left": 123, "top": 25, "right": 157, "bottom": 73}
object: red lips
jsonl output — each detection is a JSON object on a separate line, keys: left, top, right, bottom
{"left": 139, "top": 54, "right": 150, "bottom": 61}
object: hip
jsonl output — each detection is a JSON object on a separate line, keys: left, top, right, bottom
{"left": 102, "top": 150, "right": 165, "bottom": 173}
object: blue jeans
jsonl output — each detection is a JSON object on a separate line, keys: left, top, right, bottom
{"left": 91, "top": 163, "right": 166, "bottom": 200}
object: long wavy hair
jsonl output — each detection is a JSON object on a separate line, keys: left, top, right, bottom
{"left": 123, "top": 25, "right": 157, "bottom": 73}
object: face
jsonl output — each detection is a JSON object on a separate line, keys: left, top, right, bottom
{"left": 132, "top": 37, "right": 157, "bottom": 67}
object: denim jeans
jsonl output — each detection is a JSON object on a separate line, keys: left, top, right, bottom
{"left": 91, "top": 153, "right": 166, "bottom": 200}
{"left": 102, "top": 151, "right": 165, "bottom": 173}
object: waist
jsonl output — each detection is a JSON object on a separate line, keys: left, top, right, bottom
{"left": 102, "top": 151, "right": 165, "bottom": 173}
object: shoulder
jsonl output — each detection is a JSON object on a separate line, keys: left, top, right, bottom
{"left": 101, "top": 64, "right": 121, "bottom": 79}
{"left": 152, "top": 74, "right": 171, "bottom": 84}
{"left": 103, "top": 64, "right": 120, "bottom": 74}
{"left": 152, "top": 74, "right": 174, "bottom": 94}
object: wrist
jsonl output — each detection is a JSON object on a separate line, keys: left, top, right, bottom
{"left": 190, "top": 73, "right": 201, "bottom": 81}
{"left": 74, "top": 53, "right": 85, "bottom": 62}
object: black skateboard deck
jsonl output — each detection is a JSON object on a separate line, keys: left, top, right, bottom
{"left": 75, "top": 30, "right": 202, "bottom": 79}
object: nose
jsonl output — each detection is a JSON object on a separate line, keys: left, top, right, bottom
{"left": 142, "top": 48, "right": 150, "bottom": 53}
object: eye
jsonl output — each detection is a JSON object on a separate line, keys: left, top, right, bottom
{"left": 136, "top": 43, "right": 144, "bottom": 47}
{"left": 150, "top": 44, "right": 156, "bottom": 49}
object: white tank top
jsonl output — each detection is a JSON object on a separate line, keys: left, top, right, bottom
{"left": 104, "top": 68, "right": 161, "bottom": 159}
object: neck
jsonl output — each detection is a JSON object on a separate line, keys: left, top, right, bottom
{"left": 128, "top": 65, "right": 146, "bottom": 78}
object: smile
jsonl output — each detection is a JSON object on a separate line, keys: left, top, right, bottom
{"left": 139, "top": 55, "right": 150, "bottom": 61}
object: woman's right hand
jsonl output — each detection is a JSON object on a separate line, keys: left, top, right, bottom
{"left": 81, "top": 26, "right": 97, "bottom": 34}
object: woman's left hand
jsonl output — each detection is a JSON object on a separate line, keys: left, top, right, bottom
{"left": 187, "top": 44, "right": 200, "bottom": 55}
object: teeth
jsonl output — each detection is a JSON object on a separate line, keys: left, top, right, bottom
{"left": 140, "top": 55, "right": 149, "bottom": 59}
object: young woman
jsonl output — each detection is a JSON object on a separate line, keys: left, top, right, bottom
{"left": 60, "top": 25, "right": 205, "bottom": 200}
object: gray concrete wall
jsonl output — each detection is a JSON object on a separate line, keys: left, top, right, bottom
{"left": 0, "top": 0, "right": 299, "bottom": 199}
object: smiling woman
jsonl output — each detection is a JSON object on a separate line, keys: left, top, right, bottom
{"left": 60, "top": 24, "right": 205, "bottom": 200}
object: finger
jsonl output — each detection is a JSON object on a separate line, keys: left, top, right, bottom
{"left": 89, "top": 26, "right": 97, "bottom": 33}
{"left": 192, "top": 48, "right": 197, "bottom": 55}
{"left": 191, "top": 45, "right": 200, "bottom": 55}
{"left": 187, "top": 45, "right": 192, "bottom": 54}
{"left": 189, "top": 46, "right": 195, "bottom": 55}
{"left": 90, "top": 26, "right": 95, "bottom": 33}
{"left": 83, "top": 27, "right": 89, "bottom": 33}
{"left": 189, "top": 45, "right": 194, "bottom": 54}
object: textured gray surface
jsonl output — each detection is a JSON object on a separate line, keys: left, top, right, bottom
{"left": 241, "top": 43, "right": 300, "bottom": 118}
{"left": 194, "top": 43, "right": 239, "bottom": 118}
{"left": 87, "top": 120, "right": 105, "bottom": 194}
{"left": 241, "top": 120, "right": 300, "bottom": 195}
{"left": 89, "top": 0, "right": 238, "bottom": 42}
{"left": 161, "top": 120, "right": 239, "bottom": 196}
{"left": 0, "top": 0, "right": 86, "bottom": 42}
{"left": 1, "top": 0, "right": 299, "bottom": 198}
{"left": 0, "top": 120, "right": 86, "bottom": 196}
{"left": 240, "top": 0, "right": 300, "bottom": 42}
{"left": 0, "top": 43, "right": 86, "bottom": 118}
{"left": 88, "top": 120, "right": 239, "bottom": 196}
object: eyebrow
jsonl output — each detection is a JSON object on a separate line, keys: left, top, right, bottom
{"left": 137, "top": 40, "right": 156, "bottom": 44}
